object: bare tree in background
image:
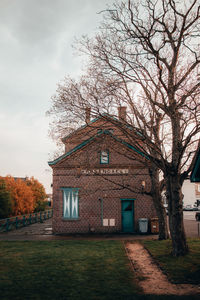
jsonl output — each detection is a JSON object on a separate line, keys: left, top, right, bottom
{"left": 48, "top": 0, "right": 200, "bottom": 255}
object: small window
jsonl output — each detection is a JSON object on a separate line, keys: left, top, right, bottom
{"left": 62, "top": 188, "right": 79, "bottom": 219}
{"left": 108, "top": 128, "right": 114, "bottom": 134}
{"left": 198, "top": 185, "right": 200, "bottom": 192}
{"left": 97, "top": 128, "right": 114, "bottom": 134}
{"left": 100, "top": 150, "right": 109, "bottom": 164}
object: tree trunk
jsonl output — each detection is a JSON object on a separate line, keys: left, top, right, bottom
{"left": 153, "top": 196, "right": 169, "bottom": 240}
{"left": 165, "top": 173, "right": 188, "bottom": 256}
{"left": 149, "top": 167, "right": 169, "bottom": 240}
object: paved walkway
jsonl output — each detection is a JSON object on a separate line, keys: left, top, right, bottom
{"left": 126, "top": 242, "right": 200, "bottom": 296}
{"left": 0, "top": 218, "right": 199, "bottom": 241}
{"left": 0, "top": 219, "right": 53, "bottom": 240}
{"left": 0, "top": 218, "right": 159, "bottom": 241}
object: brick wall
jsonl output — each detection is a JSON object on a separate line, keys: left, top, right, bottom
{"left": 51, "top": 134, "right": 156, "bottom": 234}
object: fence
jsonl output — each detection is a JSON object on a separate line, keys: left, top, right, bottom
{"left": 0, "top": 209, "right": 53, "bottom": 233}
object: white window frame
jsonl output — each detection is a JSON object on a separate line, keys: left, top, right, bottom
{"left": 61, "top": 188, "right": 79, "bottom": 219}
{"left": 100, "top": 150, "right": 109, "bottom": 164}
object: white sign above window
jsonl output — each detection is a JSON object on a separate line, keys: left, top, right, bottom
{"left": 81, "top": 168, "right": 129, "bottom": 175}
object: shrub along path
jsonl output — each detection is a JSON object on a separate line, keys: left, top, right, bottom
{"left": 125, "top": 242, "right": 200, "bottom": 296}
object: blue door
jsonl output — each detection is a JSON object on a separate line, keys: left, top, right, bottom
{"left": 121, "top": 200, "right": 134, "bottom": 233}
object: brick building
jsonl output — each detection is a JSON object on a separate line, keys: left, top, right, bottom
{"left": 48, "top": 109, "right": 157, "bottom": 234}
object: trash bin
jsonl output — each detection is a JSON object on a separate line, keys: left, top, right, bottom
{"left": 138, "top": 218, "right": 148, "bottom": 233}
{"left": 150, "top": 218, "right": 159, "bottom": 234}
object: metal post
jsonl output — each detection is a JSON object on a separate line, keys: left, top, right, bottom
{"left": 15, "top": 217, "right": 18, "bottom": 229}
{"left": 22, "top": 216, "right": 26, "bottom": 226}
{"left": 99, "top": 198, "right": 104, "bottom": 226}
{"left": 6, "top": 219, "right": 9, "bottom": 231}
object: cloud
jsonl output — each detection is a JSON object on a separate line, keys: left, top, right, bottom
{"left": 0, "top": 110, "right": 56, "bottom": 190}
{"left": 0, "top": 0, "right": 110, "bottom": 60}
{"left": 0, "top": 0, "right": 114, "bottom": 192}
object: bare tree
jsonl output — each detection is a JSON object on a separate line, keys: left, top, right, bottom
{"left": 48, "top": 71, "right": 169, "bottom": 240}
{"left": 48, "top": 0, "right": 200, "bottom": 255}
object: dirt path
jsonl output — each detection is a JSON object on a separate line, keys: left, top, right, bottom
{"left": 125, "top": 242, "right": 200, "bottom": 296}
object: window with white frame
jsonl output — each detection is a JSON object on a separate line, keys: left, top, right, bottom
{"left": 198, "top": 184, "right": 200, "bottom": 192}
{"left": 62, "top": 188, "right": 79, "bottom": 219}
{"left": 100, "top": 150, "right": 109, "bottom": 164}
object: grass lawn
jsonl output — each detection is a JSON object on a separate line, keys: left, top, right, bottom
{"left": 0, "top": 240, "right": 199, "bottom": 300}
{"left": 0, "top": 240, "right": 139, "bottom": 300}
{"left": 143, "top": 238, "right": 200, "bottom": 284}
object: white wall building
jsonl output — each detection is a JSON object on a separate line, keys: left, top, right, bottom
{"left": 182, "top": 179, "right": 196, "bottom": 208}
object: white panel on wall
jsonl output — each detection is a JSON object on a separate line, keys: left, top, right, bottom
{"left": 109, "top": 219, "right": 115, "bottom": 226}
{"left": 103, "top": 219, "right": 109, "bottom": 226}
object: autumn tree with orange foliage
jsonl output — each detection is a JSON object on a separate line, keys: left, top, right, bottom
{"left": 0, "top": 176, "right": 48, "bottom": 217}
{"left": 26, "top": 177, "right": 48, "bottom": 212}
{"left": 3, "top": 176, "right": 35, "bottom": 216}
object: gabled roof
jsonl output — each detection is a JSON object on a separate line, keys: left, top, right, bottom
{"left": 191, "top": 148, "right": 200, "bottom": 182}
{"left": 61, "top": 113, "right": 134, "bottom": 143}
{"left": 61, "top": 115, "right": 101, "bottom": 142}
{"left": 48, "top": 130, "right": 147, "bottom": 166}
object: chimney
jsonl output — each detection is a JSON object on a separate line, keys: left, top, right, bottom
{"left": 85, "top": 107, "right": 91, "bottom": 124}
{"left": 118, "top": 106, "right": 127, "bottom": 121}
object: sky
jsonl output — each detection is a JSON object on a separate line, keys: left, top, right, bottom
{"left": 0, "top": 0, "right": 114, "bottom": 193}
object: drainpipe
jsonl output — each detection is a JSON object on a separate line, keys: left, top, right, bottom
{"left": 99, "top": 198, "right": 104, "bottom": 226}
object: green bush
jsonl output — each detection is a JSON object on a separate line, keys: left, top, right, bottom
{"left": 0, "top": 178, "right": 12, "bottom": 219}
